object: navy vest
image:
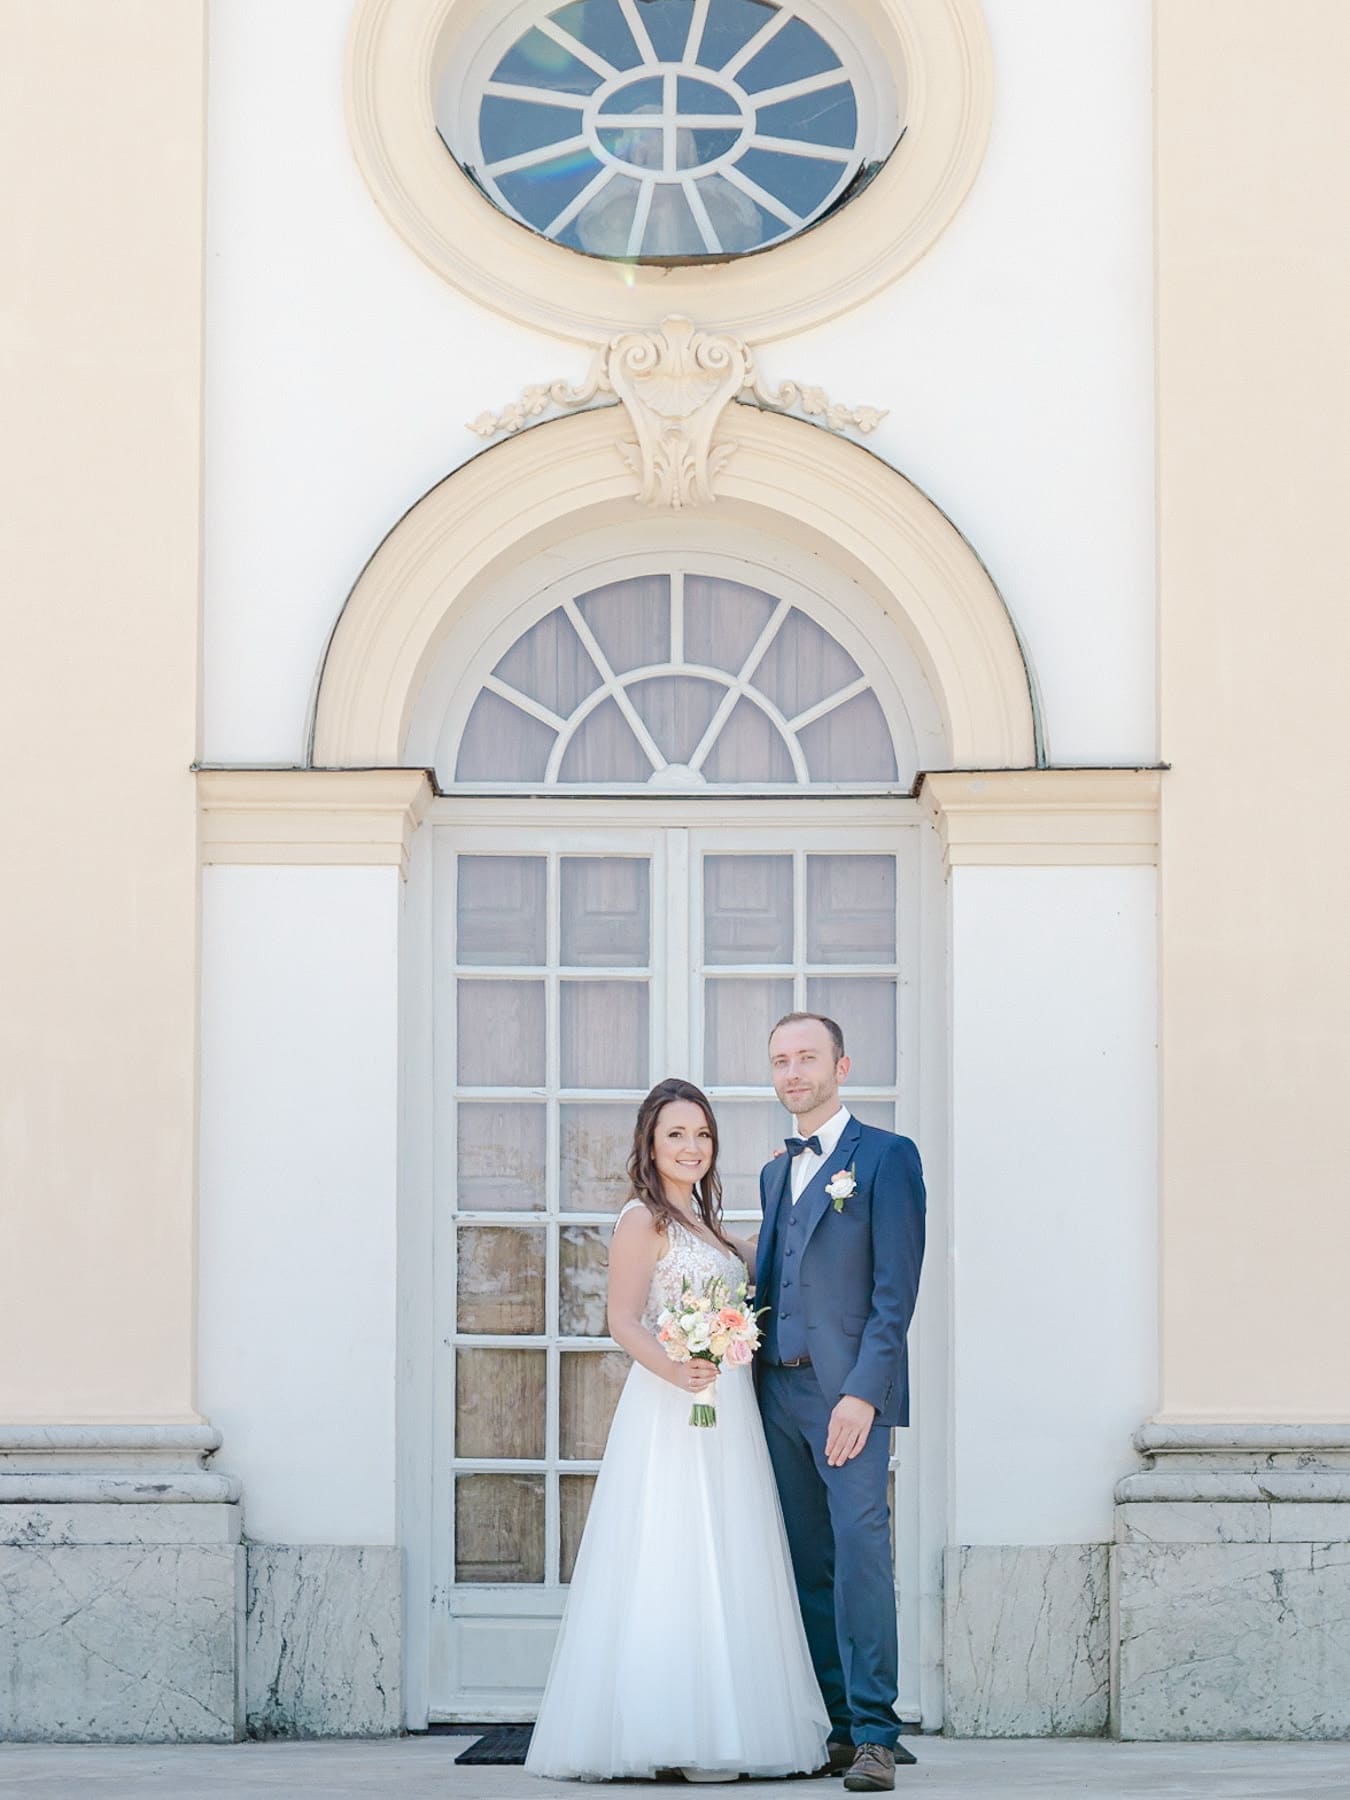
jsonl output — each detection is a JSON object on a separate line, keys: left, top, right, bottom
{"left": 760, "top": 1188, "right": 810, "bottom": 1365}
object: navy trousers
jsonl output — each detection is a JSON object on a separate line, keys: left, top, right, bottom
{"left": 760, "top": 1363, "right": 898, "bottom": 1748}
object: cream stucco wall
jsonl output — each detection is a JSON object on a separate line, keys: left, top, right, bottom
{"left": 0, "top": 1, "right": 205, "bottom": 1421}
{"left": 1156, "top": 2, "right": 1350, "bottom": 1419}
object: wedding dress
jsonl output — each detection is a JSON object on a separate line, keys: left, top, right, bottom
{"left": 525, "top": 1202, "right": 830, "bottom": 1782}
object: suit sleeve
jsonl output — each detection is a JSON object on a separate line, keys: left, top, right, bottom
{"left": 754, "top": 1161, "right": 770, "bottom": 1293}
{"left": 843, "top": 1136, "right": 926, "bottom": 1414}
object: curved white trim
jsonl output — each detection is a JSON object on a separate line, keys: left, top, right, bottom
{"left": 345, "top": 0, "right": 993, "bottom": 342}
{"left": 313, "top": 406, "right": 1035, "bottom": 770}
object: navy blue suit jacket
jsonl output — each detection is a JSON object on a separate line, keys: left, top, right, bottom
{"left": 756, "top": 1116, "right": 926, "bottom": 1428}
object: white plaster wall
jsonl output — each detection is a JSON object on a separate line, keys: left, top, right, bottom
{"left": 204, "top": 0, "right": 1154, "bottom": 767}
{"left": 203, "top": 0, "right": 562, "bottom": 765}
{"left": 396, "top": 826, "right": 436, "bottom": 1728}
{"left": 198, "top": 866, "right": 401, "bottom": 1543}
{"left": 778, "top": 0, "right": 1156, "bottom": 766}
{"left": 948, "top": 866, "right": 1157, "bottom": 1545}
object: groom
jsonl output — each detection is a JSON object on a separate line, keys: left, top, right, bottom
{"left": 755, "top": 1013, "right": 926, "bottom": 1792}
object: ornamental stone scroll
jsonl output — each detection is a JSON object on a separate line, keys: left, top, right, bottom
{"left": 467, "top": 316, "right": 887, "bottom": 511}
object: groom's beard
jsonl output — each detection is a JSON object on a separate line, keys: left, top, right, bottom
{"left": 777, "top": 1078, "right": 837, "bottom": 1119}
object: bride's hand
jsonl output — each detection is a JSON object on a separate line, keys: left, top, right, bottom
{"left": 673, "top": 1359, "right": 718, "bottom": 1393}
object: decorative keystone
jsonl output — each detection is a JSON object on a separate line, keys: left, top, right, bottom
{"left": 468, "top": 315, "right": 886, "bottom": 509}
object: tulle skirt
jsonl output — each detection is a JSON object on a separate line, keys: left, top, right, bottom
{"left": 525, "top": 1358, "right": 829, "bottom": 1782}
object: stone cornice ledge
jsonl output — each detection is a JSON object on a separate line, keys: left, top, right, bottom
{"left": 1117, "top": 1422, "right": 1350, "bottom": 1505}
{"left": 920, "top": 769, "right": 1161, "bottom": 872}
{"left": 197, "top": 768, "right": 434, "bottom": 878}
{"left": 0, "top": 1424, "right": 240, "bottom": 1504}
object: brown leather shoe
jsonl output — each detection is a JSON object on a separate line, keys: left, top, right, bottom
{"left": 843, "top": 1743, "right": 897, "bottom": 1791}
{"left": 827, "top": 1739, "right": 855, "bottom": 1775}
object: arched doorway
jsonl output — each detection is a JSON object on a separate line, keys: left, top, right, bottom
{"left": 309, "top": 405, "right": 1037, "bottom": 1729}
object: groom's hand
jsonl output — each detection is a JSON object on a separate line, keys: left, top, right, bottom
{"left": 825, "top": 1395, "right": 876, "bottom": 1467}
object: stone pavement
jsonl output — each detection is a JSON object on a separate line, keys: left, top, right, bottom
{"left": 3, "top": 1738, "right": 1350, "bottom": 1799}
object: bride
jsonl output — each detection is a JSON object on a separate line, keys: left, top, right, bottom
{"left": 525, "top": 1077, "right": 829, "bottom": 1783}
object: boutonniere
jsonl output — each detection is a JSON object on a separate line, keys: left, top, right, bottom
{"left": 826, "top": 1165, "right": 857, "bottom": 1212}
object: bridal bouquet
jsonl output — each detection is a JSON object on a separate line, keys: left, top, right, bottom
{"left": 656, "top": 1275, "right": 764, "bottom": 1427}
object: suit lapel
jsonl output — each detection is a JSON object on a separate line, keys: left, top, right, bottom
{"left": 793, "top": 1115, "right": 863, "bottom": 1248}
{"left": 755, "top": 1147, "right": 793, "bottom": 1293}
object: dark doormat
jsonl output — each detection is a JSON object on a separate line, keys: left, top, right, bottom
{"left": 454, "top": 1724, "right": 535, "bottom": 1764}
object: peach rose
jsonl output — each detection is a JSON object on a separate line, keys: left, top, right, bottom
{"left": 725, "top": 1338, "right": 753, "bottom": 1367}
{"left": 716, "top": 1308, "right": 748, "bottom": 1332}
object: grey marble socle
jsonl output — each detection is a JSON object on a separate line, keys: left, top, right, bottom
{"left": 0, "top": 1425, "right": 246, "bottom": 1742}
{"left": 0, "top": 1501, "right": 242, "bottom": 1546}
{"left": 0, "top": 1541, "right": 244, "bottom": 1742}
{"left": 1114, "top": 1540, "right": 1350, "bottom": 1740}
{"left": 1117, "top": 1500, "right": 1350, "bottom": 1544}
{"left": 1117, "top": 1424, "right": 1350, "bottom": 1506}
{"left": 943, "top": 1544, "right": 1109, "bottom": 1737}
{"left": 245, "top": 1545, "right": 402, "bottom": 1738}
{"left": 0, "top": 1424, "right": 242, "bottom": 1505}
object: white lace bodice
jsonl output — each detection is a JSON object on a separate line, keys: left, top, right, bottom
{"left": 616, "top": 1199, "right": 748, "bottom": 1333}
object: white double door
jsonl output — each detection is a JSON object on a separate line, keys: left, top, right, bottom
{"left": 428, "top": 802, "right": 941, "bottom": 1725}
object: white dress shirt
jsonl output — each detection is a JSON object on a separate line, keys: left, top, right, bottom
{"left": 790, "top": 1104, "right": 852, "bottom": 1204}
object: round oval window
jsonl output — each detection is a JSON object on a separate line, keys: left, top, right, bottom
{"left": 437, "top": 0, "right": 902, "bottom": 261}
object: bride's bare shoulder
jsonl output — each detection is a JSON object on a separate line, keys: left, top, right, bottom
{"left": 612, "top": 1199, "right": 665, "bottom": 1254}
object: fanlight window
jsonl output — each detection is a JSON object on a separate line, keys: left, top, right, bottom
{"left": 438, "top": 0, "right": 898, "bottom": 260}
{"left": 454, "top": 572, "right": 900, "bottom": 787}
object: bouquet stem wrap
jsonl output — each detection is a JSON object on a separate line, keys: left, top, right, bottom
{"left": 689, "top": 1372, "right": 719, "bottom": 1429}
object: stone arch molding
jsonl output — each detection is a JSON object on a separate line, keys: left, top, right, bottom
{"left": 310, "top": 404, "right": 1036, "bottom": 771}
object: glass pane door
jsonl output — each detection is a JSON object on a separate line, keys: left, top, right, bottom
{"left": 444, "top": 841, "right": 659, "bottom": 1608}
{"left": 695, "top": 843, "right": 907, "bottom": 1219}
{"left": 430, "top": 815, "right": 930, "bottom": 1724}
{"left": 689, "top": 829, "right": 925, "bottom": 1725}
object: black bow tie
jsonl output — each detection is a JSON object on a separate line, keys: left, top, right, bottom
{"left": 785, "top": 1135, "right": 823, "bottom": 1157}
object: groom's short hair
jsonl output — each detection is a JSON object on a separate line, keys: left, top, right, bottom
{"left": 769, "top": 1011, "right": 845, "bottom": 1062}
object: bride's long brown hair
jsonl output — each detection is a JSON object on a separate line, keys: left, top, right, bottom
{"left": 626, "top": 1078, "right": 735, "bottom": 1252}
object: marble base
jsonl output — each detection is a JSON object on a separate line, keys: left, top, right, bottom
{"left": 0, "top": 1426, "right": 245, "bottom": 1742}
{"left": 0, "top": 1502, "right": 242, "bottom": 1546}
{"left": 1117, "top": 1500, "right": 1350, "bottom": 1544}
{"left": 0, "top": 1541, "right": 244, "bottom": 1742}
{"left": 1113, "top": 1426, "right": 1350, "bottom": 1740}
{"left": 245, "top": 1545, "right": 402, "bottom": 1738}
{"left": 1114, "top": 1541, "right": 1350, "bottom": 1740}
{"left": 0, "top": 1424, "right": 241, "bottom": 1505}
{"left": 943, "top": 1545, "right": 1109, "bottom": 1736}
{"left": 1116, "top": 1423, "right": 1350, "bottom": 1506}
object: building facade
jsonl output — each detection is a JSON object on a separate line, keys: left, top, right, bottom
{"left": 2, "top": 0, "right": 1348, "bottom": 1743}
